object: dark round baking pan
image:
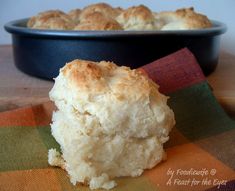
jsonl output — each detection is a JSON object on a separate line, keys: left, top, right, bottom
{"left": 5, "top": 18, "right": 227, "bottom": 79}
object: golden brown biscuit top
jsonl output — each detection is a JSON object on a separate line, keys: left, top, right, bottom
{"left": 80, "top": 2, "right": 121, "bottom": 19}
{"left": 74, "top": 11, "right": 122, "bottom": 30}
{"left": 118, "top": 5, "right": 154, "bottom": 23}
{"left": 60, "top": 59, "right": 153, "bottom": 99}
{"left": 156, "top": 7, "right": 212, "bottom": 30}
{"left": 27, "top": 10, "right": 74, "bottom": 30}
{"left": 176, "top": 7, "right": 212, "bottom": 28}
{"left": 116, "top": 5, "right": 156, "bottom": 30}
{"left": 34, "top": 10, "right": 66, "bottom": 19}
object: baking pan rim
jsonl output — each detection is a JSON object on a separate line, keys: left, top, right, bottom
{"left": 4, "top": 19, "right": 227, "bottom": 39}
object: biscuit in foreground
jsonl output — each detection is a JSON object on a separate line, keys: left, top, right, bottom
{"left": 48, "top": 59, "right": 175, "bottom": 190}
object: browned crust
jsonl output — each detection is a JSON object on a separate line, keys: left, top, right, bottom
{"left": 80, "top": 2, "right": 121, "bottom": 20}
{"left": 74, "top": 11, "right": 122, "bottom": 30}
{"left": 158, "top": 7, "right": 212, "bottom": 29}
{"left": 27, "top": 10, "right": 74, "bottom": 30}
{"left": 60, "top": 59, "right": 153, "bottom": 97}
{"left": 118, "top": 5, "right": 154, "bottom": 23}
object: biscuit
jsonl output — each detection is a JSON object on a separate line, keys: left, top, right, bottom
{"left": 79, "top": 2, "right": 122, "bottom": 20}
{"left": 155, "top": 7, "right": 212, "bottom": 30}
{"left": 48, "top": 59, "right": 175, "bottom": 189}
{"left": 74, "top": 12, "right": 122, "bottom": 30}
{"left": 116, "top": 5, "right": 156, "bottom": 30}
{"left": 27, "top": 10, "right": 74, "bottom": 30}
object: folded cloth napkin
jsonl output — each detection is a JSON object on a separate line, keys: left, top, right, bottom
{"left": 0, "top": 48, "right": 234, "bottom": 191}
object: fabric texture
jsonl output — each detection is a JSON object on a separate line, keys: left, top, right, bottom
{"left": 0, "top": 48, "right": 234, "bottom": 191}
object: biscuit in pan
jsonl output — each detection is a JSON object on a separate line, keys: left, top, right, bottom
{"left": 80, "top": 2, "right": 122, "bottom": 20}
{"left": 27, "top": 10, "right": 74, "bottom": 30}
{"left": 155, "top": 7, "right": 212, "bottom": 30}
{"left": 74, "top": 11, "right": 122, "bottom": 30}
{"left": 116, "top": 5, "right": 156, "bottom": 30}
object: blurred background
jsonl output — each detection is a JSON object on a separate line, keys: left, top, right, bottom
{"left": 1, "top": 0, "right": 234, "bottom": 54}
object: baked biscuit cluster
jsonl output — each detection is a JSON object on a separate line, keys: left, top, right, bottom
{"left": 27, "top": 3, "right": 212, "bottom": 31}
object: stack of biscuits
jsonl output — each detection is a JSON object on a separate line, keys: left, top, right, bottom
{"left": 48, "top": 59, "right": 175, "bottom": 189}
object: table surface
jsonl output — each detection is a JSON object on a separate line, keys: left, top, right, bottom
{"left": 1, "top": 45, "right": 235, "bottom": 117}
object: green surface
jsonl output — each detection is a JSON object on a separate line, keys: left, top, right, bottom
{"left": 0, "top": 126, "right": 48, "bottom": 171}
{"left": 168, "top": 82, "right": 235, "bottom": 141}
{"left": 37, "top": 126, "right": 60, "bottom": 152}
